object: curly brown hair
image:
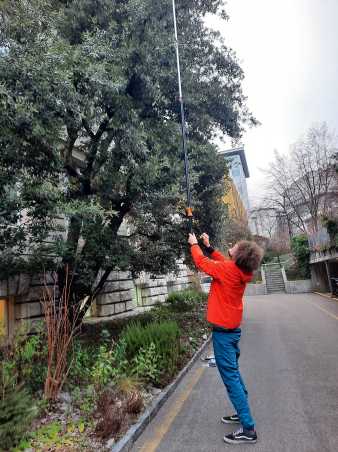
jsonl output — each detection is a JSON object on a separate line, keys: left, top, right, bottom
{"left": 234, "top": 241, "right": 264, "bottom": 273}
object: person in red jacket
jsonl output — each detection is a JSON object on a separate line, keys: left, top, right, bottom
{"left": 188, "top": 232, "right": 264, "bottom": 445}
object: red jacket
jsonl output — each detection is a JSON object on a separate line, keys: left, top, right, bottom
{"left": 191, "top": 245, "right": 252, "bottom": 329}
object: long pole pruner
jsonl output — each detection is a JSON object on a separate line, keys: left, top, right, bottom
{"left": 171, "top": 0, "right": 193, "bottom": 233}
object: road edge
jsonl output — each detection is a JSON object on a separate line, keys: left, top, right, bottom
{"left": 313, "top": 291, "right": 336, "bottom": 301}
{"left": 111, "top": 336, "right": 212, "bottom": 452}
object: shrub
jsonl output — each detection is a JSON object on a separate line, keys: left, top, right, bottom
{"left": 291, "top": 235, "right": 311, "bottom": 279}
{"left": 0, "top": 322, "right": 47, "bottom": 397}
{"left": 121, "top": 321, "right": 181, "bottom": 380}
{"left": 0, "top": 388, "right": 37, "bottom": 450}
{"left": 68, "top": 341, "right": 97, "bottom": 386}
{"left": 166, "top": 289, "right": 207, "bottom": 312}
{"left": 90, "top": 339, "right": 128, "bottom": 389}
{"left": 132, "top": 342, "right": 160, "bottom": 384}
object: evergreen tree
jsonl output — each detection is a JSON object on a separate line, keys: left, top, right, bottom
{"left": 0, "top": 0, "right": 255, "bottom": 320}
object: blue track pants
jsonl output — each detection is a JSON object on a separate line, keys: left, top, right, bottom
{"left": 212, "top": 329, "right": 255, "bottom": 430}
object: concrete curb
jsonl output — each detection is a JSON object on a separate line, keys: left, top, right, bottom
{"left": 314, "top": 291, "right": 337, "bottom": 301}
{"left": 111, "top": 336, "right": 212, "bottom": 452}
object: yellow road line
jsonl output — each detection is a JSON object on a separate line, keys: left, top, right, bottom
{"left": 308, "top": 302, "right": 338, "bottom": 321}
{"left": 138, "top": 366, "right": 206, "bottom": 452}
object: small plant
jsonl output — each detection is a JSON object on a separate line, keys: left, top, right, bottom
{"left": 90, "top": 338, "right": 129, "bottom": 390}
{"left": 0, "top": 388, "right": 37, "bottom": 450}
{"left": 125, "top": 390, "right": 143, "bottom": 415}
{"left": 132, "top": 342, "right": 160, "bottom": 384}
{"left": 15, "top": 419, "right": 89, "bottom": 451}
{"left": 95, "top": 390, "right": 125, "bottom": 439}
{"left": 91, "top": 344, "right": 115, "bottom": 389}
{"left": 115, "top": 375, "right": 141, "bottom": 395}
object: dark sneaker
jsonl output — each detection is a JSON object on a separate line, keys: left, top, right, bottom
{"left": 223, "top": 427, "right": 257, "bottom": 444}
{"left": 221, "top": 414, "right": 240, "bottom": 424}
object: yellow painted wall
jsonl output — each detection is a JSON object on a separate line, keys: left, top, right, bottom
{"left": 223, "top": 178, "right": 248, "bottom": 225}
{"left": 0, "top": 298, "right": 7, "bottom": 337}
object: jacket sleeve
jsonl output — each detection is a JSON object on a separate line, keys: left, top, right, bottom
{"left": 190, "top": 245, "right": 225, "bottom": 280}
{"left": 210, "top": 249, "right": 228, "bottom": 262}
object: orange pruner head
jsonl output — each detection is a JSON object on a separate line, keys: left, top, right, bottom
{"left": 185, "top": 207, "right": 193, "bottom": 217}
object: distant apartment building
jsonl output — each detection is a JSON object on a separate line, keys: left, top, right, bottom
{"left": 218, "top": 146, "right": 250, "bottom": 223}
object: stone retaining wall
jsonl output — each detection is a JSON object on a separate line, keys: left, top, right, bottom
{"left": 92, "top": 261, "right": 194, "bottom": 318}
{"left": 0, "top": 261, "right": 194, "bottom": 332}
{"left": 285, "top": 279, "right": 313, "bottom": 294}
{"left": 244, "top": 283, "right": 267, "bottom": 296}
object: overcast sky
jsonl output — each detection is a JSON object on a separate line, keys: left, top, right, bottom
{"left": 208, "top": 0, "right": 338, "bottom": 206}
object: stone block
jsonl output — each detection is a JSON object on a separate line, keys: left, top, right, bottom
{"left": 97, "top": 292, "right": 121, "bottom": 305}
{"left": 120, "top": 290, "right": 132, "bottom": 302}
{"left": 114, "top": 302, "right": 127, "bottom": 314}
{"left": 142, "top": 286, "right": 166, "bottom": 297}
{"left": 119, "top": 280, "right": 134, "bottom": 291}
{"left": 96, "top": 303, "right": 115, "bottom": 317}
{"left": 118, "top": 271, "right": 132, "bottom": 280}
{"left": 102, "top": 281, "right": 120, "bottom": 292}
{"left": 15, "top": 302, "right": 43, "bottom": 320}
{"left": 126, "top": 299, "right": 135, "bottom": 311}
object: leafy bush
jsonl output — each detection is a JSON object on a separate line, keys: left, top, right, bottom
{"left": 68, "top": 341, "right": 97, "bottom": 386}
{"left": 132, "top": 342, "right": 160, "bottom": 384}
{"left": 322, "top": 216, "right": 338, "bottom": 248}
{"left": 291, "top": 235, "right": 310, "bottom": 278}
{"left": 166, "top": 289, "right": 207, "bottom": 312}
{"left": 90, "top": 339, "right": 128, "bottom": 389}
{"left": 0, "top": 388, "right": 37, "bottom": 450}
{"left": 121, "top": 320, "right": 181, "bottom": 380}
{"left": 0, "top": 323, "right": 47, "bottom": 397}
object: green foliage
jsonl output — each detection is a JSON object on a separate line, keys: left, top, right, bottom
{"left": 261, "top": 248, "right": 281, "bottom": 264}
{"left": 0, "top": 323, "right": 47, "bottom": 397}
{"left": 0, "top": 388, "right": 37, "bottom": 450}
{"left": 0, "top": 0, "right": 254, "bottom": 321}
{"left": 68, "top": 341, "right": 97, "bottom": 386}
{"left": 166, "top": 288, "right": 207, "bottom": 312}
{"left": 15, "top": 419, "right": 89, "bottom": 451}
{"left": 90, "top": 338, "right": 128, "bottom": 389}
{"left": 291, "top": 235, "right": 311, "bottom": 279}
{"left": 132, "top": 342, "right": 160, "bottom": 384}
{"left": 121, "top": 320, "right": 181, "bottom": 378}
{"left": 322, "top": 216, "right": 338, "bottom": 242}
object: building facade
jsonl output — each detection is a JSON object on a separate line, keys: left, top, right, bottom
{"left": 218, "top": 146, "right": 250, "bottom": 213}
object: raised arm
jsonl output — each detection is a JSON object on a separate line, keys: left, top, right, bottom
{"left": 190, "top": 244, "right": 225, "bottom": 280}
{"left": 188, "top": 234, "right": 225, "bottom": 280}
{"left": 200, "top": 232, "right": 228, "bottom": 262}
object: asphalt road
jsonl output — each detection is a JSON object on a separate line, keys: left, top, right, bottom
{"left": 132, "top": 293, "right": 338, "bottom": 452}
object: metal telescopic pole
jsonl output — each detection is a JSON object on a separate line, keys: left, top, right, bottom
{"left": 171, "top": 0, "right": 193, "bottom": 233}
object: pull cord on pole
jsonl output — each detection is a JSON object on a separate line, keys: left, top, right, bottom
{"left": 171, "top": 0, "right": 193, "bottom": 233}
